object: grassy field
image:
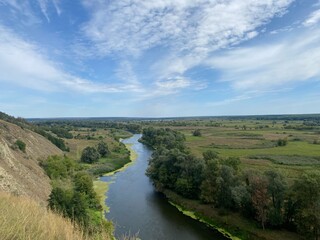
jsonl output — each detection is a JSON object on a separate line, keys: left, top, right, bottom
{"left": 64, "top": 128, "right": 133, "bottom": 177}
{"left": 159, "top": 119, "right": 320, "bottom": 180}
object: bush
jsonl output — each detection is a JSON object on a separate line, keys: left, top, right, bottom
{"left": 81, "top": 147, "right": 100, "bottom": 164}
{"left": 193, "top": 129, "right": 202, "bottom": 136}
{"left": 15, "top": 140, "right": 26, "bottom": 153}
{"left": 41, "top": 155, "right": 75, "bottom": 179}
{"left": 97, "top": 141, "right": 110, "bottom": 157}
{"left": 277, "top": 138, "right": 287, "bottom": 147}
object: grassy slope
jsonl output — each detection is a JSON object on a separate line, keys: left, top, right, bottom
{"left": 0, "top": 192, "right": 112, "bottom": 240}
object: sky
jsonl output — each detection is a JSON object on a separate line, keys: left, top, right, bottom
{"left": 0, "top": 0, "right": 320, "bottom": 118}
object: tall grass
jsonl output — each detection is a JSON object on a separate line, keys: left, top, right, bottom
{"left": 0, "top": 192, "right": 111, "bottom": 240}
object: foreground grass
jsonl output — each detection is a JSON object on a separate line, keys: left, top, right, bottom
{"left": 0, "top": 192, "right": 112, "bottom": 240}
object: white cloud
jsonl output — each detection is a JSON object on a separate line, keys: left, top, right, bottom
{"left": 0, "top": 25, "right": 135, "bottom": 93}
{"left": 206, "top": 29, "right": 320, "bottom": 91}
{"left": 79, "top": 0, "right": 294, "bottom": 98}
{"left": 52, "top": 0, "right": 61, "bottom": 15}
{"left": 0, "top": 0, "right": 41, "bottom": 25}
{"left": 81, "top": 0, "right": 293, "bottom": 57}
{"left": 156, "top": 76, "right": 191, "bottom": 89}
{"left": 38, "top": 0, "right": 50, "bottom": 22}
{"left": 304, "top": 9, "right": 320, "bottom": 26}
{"left": 0, "top": 0, "right": 62, "bottom": 24}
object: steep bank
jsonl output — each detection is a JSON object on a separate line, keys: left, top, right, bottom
{"left": 0, "top": 192, "right": 97, "bottom": 240}
{"left": 0, "top": 119, "right": 62, "bottom": 204}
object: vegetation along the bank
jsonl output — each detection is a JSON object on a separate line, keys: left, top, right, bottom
{"left": 142, "top": 126, "right": 320, "bottom": 240}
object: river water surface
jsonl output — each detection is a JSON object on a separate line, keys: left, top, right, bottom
{"left": 100, "top": 134, "right": 228, "bottom": 240}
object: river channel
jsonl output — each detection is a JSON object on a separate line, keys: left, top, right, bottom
{"left": 100, "top": 134, "right": 228, "bottom": 240}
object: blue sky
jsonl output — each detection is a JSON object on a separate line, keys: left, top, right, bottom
{"left": 0, "top": 0, "right": 320, "bottom": 118}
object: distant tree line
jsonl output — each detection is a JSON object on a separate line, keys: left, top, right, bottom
{"left": 34, "top": 120, "right": 142, "bottom": 134}
{"left": 142, "top": 127, "right": 320, "bottom": 239}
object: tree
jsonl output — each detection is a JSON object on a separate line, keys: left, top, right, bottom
{"left": 48, "top": 187, "right": 73, "bottom": 217}
{"left": 265, "top": 170, "right": 286, "bottom": 227}
{"left": 250, "top": 175, "right": 270, "bottom": 230}
{"left": 41, "top": 155, "right": 74, "bottom": 179}
{"left": 202, "top": 150, "right": 218, "bottom": 162}
{"left": 293, "top": 172, "right": 320, "bottom": 239}
{"left": 200, "top": 158, "right": 220, "bottom": 203}
{"left": 277, "top": 138, "right": 288, "bottom": 146}
{"left": 81, "top": 147, "right": 100, "bottom": 164}
{"left": 215, "top": 165, "right": 240, "bottom": 209}
{"left": 97, "top": 141, "right": 110, "bottom": 157}
{"left": 193, "top": 129, "right": 202, "bottom": 137}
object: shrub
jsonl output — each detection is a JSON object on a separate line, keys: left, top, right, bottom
{"left": 15, "top": 140, "right": 26, "bottom": 153}
{"left": 277, "top": 138, "right": 287, "bottom": 147}
{"left": 81, "top": 147, "right": 100, "bottom": 164}
{"left": 192, "top": 129, "right": 202, "bottom": 137}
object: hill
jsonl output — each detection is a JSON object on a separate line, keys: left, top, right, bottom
{"left": 0, "top": 118, "right": 62, "bottom": 204}
{"left": 0, "top": 192, "right": 96, "bottom": 240}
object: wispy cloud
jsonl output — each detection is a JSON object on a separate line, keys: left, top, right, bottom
{"left": 81, "top": 0, "right": 293, "bottom": 58}
{"left": 37, "top": 0, "right": 50, "bottom": 22}
{"left": 0, "top": 0, "right": 62, "bottom": 24}
{"left": 206, "top": 28, "right": 320, "bottom": 91}
{"left": 0, "top": 25, "right": 136, "bottom": 93}
{"left": 303, "top": 8, "right": 320, "bottom": 26}
{"left": 79, "top": 0, "right": 294, "bottom": 98}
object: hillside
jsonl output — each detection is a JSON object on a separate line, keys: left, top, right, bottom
{"left": 0, "top": 192, "right": 94, "bottom": 240}
{"left": 0, "top": 119, "right": 62, "bottom": 204}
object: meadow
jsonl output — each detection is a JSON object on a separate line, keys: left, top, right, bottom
{"left": 161, "top": 118, "right": 320, "bottom": 181}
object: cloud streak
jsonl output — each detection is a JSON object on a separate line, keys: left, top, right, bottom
{"left": 304, "top": 8, "right": 320, "bottom": 26}
{"left": 0, "top": 25, "right": 136, "bottom": 94}
{"left": 206, "top": 28, "right": 320, "bottom": 91}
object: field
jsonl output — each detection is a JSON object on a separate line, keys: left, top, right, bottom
{"left": 151, "top": 118, "right": 320, "bottom": 181}
{"left": 63, "top": 128, "right": 133, "bottom": 176}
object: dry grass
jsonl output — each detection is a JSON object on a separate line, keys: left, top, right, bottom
{"left": 0, "top": 192, "right": 112, "bottom": 240}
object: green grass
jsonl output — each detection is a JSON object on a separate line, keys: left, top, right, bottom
{"left": 204, "top": 141, "right": 320, "bottom": 158}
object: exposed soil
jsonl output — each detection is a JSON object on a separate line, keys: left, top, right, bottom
{"left": 0, "top": 120, "right": 62, "bottom": 205}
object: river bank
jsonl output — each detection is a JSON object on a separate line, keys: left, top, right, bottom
{"left": 161, "top": 189, "right": 301, "bottom": 240}
{"left": 93, "top": 142, "right": 138, "bottom": 216}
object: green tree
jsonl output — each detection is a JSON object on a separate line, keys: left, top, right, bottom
{"left": 277, "top": 138, "right": 288, "bottom": 146}
{"left": 74, "top": 172, "right": 100, "bottom": 209}
{"left": 70, "top": 191, "right": 89, "bottom": 225}
{"left": 293, "top": 172, "right": 320, "bottom": 239}
{"left": 48, "top": 187, "right": 73, "bottom": 217}
{"left": 41, "top": 155, "right": 74, "bottom": 179}
{"left": 81, "top": 147, "right": 100, "bottom": 164}
{"left": 250, "top": 175, "right": 270, "bottom": 230}
{"left": 200, "top": 158, "right": 220, "bottom": 203}
{"left": 265, "top": 170, "right": 286, "bottom": 227}
{"left": 202, "top": 150, "right": 218, "bottom": 162}
{"left": 193, "top": 129, "right": 202, "bottom": 137}
{"left": 97, "top": 141, "right": 110, "bottom": 157}
{"left": 216, "top": 165, "right": 239, "bottom": 209}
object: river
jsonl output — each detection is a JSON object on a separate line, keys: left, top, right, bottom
{"left": 100, "top": 134, "right": 228, "bottom": 240}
